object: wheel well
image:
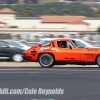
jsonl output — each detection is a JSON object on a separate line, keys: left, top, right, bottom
{"left": 95, "top": 54, "right": 100, "bottom": 64}
{"left": 37, "top": 53, "right": 55, "bottom": 61}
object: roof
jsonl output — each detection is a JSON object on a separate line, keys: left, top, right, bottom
{"left": 0, "top": 8, "right": 16, "bottom": 14}
{"left": 69, "top": 20, "right": 89, "bottom": 25}
{"left": 41, "top": 16, "right": 88, "bottom": 25}
{"left": 41, "top": 16, "right": 87, "bottom": 25}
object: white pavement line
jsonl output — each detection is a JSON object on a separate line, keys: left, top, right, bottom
{"left": 47, "top": 69, "right": 100, "bottom": 72}
{"left": 0, "top": 71, "right": 71, "bottom": 74}
{"left": 0, "top": 69, "right": 100, "bottom": 74}
{"left": 65, "top": 70, "right": 100, "bottom": 71}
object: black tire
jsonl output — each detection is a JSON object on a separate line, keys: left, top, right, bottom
{"left": 38, "top": 54, "right": 54, "bottom": 67}
{"left": 96, "top": 55, "right": 100, "bottom": 67}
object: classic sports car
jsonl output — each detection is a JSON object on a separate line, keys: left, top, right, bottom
{"left": 23, "top": 38, "right": 100, "bottom": 67}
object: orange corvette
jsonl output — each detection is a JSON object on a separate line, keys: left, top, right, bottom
{"left": 23, "top": 38, "right": 100, "bottom": 67}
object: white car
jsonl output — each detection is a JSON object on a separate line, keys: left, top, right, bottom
{"left": 3, "top": 40, "right": 31, "bottom": 50}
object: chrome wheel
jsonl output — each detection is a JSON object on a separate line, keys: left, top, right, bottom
{"left": 39, "top": 54, "right": 54, "bottom": 67}
{"left": 41, "top": 56, "right": 51, "bottom": 65}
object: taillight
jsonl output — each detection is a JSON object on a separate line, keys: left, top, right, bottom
{"left": 31, "top": 49, "right": 37, "bottom": 56}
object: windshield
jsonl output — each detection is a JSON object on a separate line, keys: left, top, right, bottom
{"left": 72, "top": 39, "right": 93, "bottom": 48}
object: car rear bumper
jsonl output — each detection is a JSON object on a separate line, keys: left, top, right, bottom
{"left": 23, "top": 55, "right": 34, "bottom": 61}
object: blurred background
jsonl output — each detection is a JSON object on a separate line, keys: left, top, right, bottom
{"left": 0, "top": 0, "right": 100, "bottom": 42}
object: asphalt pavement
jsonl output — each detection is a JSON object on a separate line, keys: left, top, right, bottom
{"left": 0, "top": 68, "right": 100, "bottom": 100}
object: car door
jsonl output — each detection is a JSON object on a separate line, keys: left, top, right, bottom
{"left": 0, "top": 41, "right": 11, "bottom": 59}
{"left": 56, "top": 40, "right": 81, "bottom": 62}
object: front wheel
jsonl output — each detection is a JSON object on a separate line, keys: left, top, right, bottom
{"left": 96, "top": 55, "right": 100, "bottom": 67}
{"left": 38, "top": 54, "right": 54, "bottom": 67}
{"left": 12, "top": 53, "right": 24, "bottom": 62}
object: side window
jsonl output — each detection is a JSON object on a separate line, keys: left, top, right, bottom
{"left": 57, "top": 41, "right": 66, "bottom": 48}
{"left": 0, "top": 41, "right": 8, "bottom": 47}
{"left": 57, "top": 41, "right": 75, "bottom": 48}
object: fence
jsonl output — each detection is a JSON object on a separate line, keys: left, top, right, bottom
{"left": 0, "top": 31, "right": 99, "bottom": 42}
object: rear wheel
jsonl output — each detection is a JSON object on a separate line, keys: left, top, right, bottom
{"left": 38, "top": 54, "right": 54, "bottom": 67}
{"left": 96, "top": 55, "right": 100, "bottom": 67}
{"left": 12, "top": 53, "right": 24, "bottom": 62}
